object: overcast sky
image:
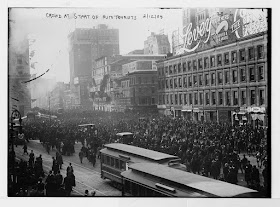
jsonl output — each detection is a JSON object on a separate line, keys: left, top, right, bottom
{"left": 9, "top": 8, "right": 182, "bottom": 83}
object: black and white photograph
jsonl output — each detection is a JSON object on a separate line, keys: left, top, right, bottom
{"left": 4, "top": 1, "right": 274, "bottom": 202}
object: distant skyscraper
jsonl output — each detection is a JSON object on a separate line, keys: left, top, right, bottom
{"left": 68, "top": 24, "right": 120, "bottom": 109}
{"left": 144, "top": 32, "right": 170, "bottom": 55}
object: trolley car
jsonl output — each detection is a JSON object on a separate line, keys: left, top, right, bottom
{"left": 121, "top": 163, "right": 259, "bottom": 197}
{"left": 100, "top": 143, "right": 185, "bottom": 187}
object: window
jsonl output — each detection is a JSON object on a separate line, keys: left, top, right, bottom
{"left": 189, "top": 93, "right": 192, "bottom": 105}
{"left": 174, "top": 65, "right": 177, "bottom": 74}
{"left": 165, "top": 66, "right": 168, "bottom": 75}
{"left": 175, "top": 94, "right": 178, "bottom": 105}
{"left": 139, "top": 88, "right": 142, "bottom": 93}
{"left": 198, "top": 58, "right": 203, "bottom": 69}
{"left": 199, "top": 74, "right": 203, "bottom": 86}
{"left": 179, "top": 94, "right": 182, "bottom": 105}
{"left": 166, "top": 94, "right": 169, "bottom": 104}
{"left": 179, "top": 77, "right": 182, "bottom": 87}
{"left": 257, "top": 45, "right": 264, "bottom": 59}
{"left": 218, "top": 92, "right": 223, "bottom": 105}
{"left": 170, "top": 94, "right": 174, "bottom": 104}
{"left": 174, "top": 78, "right": 177, "bottom": 88}
{"left": 217, "top": 54, "right": 222, "bottom": 66}
{"left": 224, "top": 53, "right": 229, "bottom": 65}
{"left": 233, "top": 91, "right": 238, "bottom": 105}
{"left": 205, "top": 74, "right": 209, "bottom": 85}
{"left": 166, "top": 79, "right": 169, "bottom": 89}
{"left": 184, "top": 93, "right": 187, "bottom": 105}
{"left": 248, "top": 47, "right": 255, "bottom": 60}
{"left": 232, "top": 51, "right": 237, "bottom": 63}
{"left": 212, "top": 92, "right": 216, "bottom": 105}
{"left": 241, "top": 91, "right": 246, "bottom": 105}
{"left": 188, "top": 76, "right": 192, "bottom": 87}
{"left": 183, "top": 62, "right": 187, "bottom": 72}
{"left": 199, "top": 93, "right": 203, "bottom": 105}
{"left": 249, "top": 66, "right": 255, "bottom": 81}
{"left": 169, "top": 65, "right": 173, "bottom": 74}
{"left": 152, "top": 76, "right": 155, "bottom": 84}
{"left": 151, "top": 87, "right": 155, "bottom": 93}
{"left": 170, "top": 79, "right": 173, "bottom": 88}
{"left": 158, "top": 80, "right": 161, "bottom": 90}
{"left": 210, "top": 56, "right": 215, "bottom": 67}
{"left": 205, "top": 92, "right": 210, "bottom": 105}
{"left": 187, "top": 61, "right": 192, "bottom": 71}
{"left": 194, "top": 93, "right": 198, "bottom": 105}
{"left": 226, "top": 91, "right": 230, "bottom": 105}
{"left": 110, "top": 157, "right": 115, "bottom": 167}
{"left": 211, "top": 73, "right": 215, "bottom": 85}
{"left": 162, "top": 94, "right": 165, "bottom": 104}
{"left": 193, "top": 60, "right": 197, "bottom": 70}
{"left": 240, "top": 67, "right": 246, "bottom": 82}
{"left": 120, "top": 160, "right": 125, "bottom": 170}
{"left": 225, "top": 71, "right": 230, "bottom": 84}
{"left": 193, "top": 75, "right": 197, "bottom": 86}
{"left": 161, "top": 80, "right": 165, "bottom": 88}
{"left": 258, "top": 65, "right": 264, "bottom": 81}
{"left": 232, "top": 70, "right": 238, "bottom": 83}
{"left": 178, "top": 63, "right": 182, "bottom": 73}
{"left": 259, "top": 89, "right": 265, "bottom": 105}
{"left": 138, "top": 77, "right": 142, "bottom": 84}
{"left": 183, "top": 76, "right": 187, "bottom": 88}
{"left": 218, "top": 72, "right": 223, "bottom": 84}
{"left": 239, "top": 49, "right": 246, "bottom": 62}
{"left": 204, "top": 57, "right": 209, "bottom": 68}
{"left": 250, "top": 90, "right": 256, "bottom": 105}
{"left": 115, "top": 159, "right": 120, "bottom": 169}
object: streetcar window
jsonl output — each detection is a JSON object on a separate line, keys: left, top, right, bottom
{"left": 120, "top": 160, "right": 125, "bottom": 170}
{"left": 111, "top": 157, "right": 115, "bottom": 167}
{"left": 132, "top": 182, "right": 138, "bottom": 196}
{"left": 106, "top": 156, "right": 110, "bottom": 165}
{"left": 115, "top": 159, "right": 120, "bottom": 169}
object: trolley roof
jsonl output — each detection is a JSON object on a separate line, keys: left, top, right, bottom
{"left": 116, "top": 132, "right": 133, "bottom": 136}
{"left": 78, "top": 124, "right": 95, "bottom": 127}
{"left": 103, "top": 143, "right": 178, "bottom": 162}
{"left": 123, "top": 163, "right": 258, "bottom": 197}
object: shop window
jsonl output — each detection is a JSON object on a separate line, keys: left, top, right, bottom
{"left": 217, "top": 54, "right": 222, "bottom": 66}
{"left": 249, "top": 66, "right": 255, "bottom": 81}
{"left": 248, "top": 47, "right": 255, "bottom": 60}
{"left": 250, "top": 90, "right": 256, "bottom": 105}
{"left": 183, "top": 62, "right": 187, "bottom": 72}
{"left": 258, "top": 65, "right": 264, "bottom": 81}
{"left": 240, "top": 67, "right": 246, "bottom": 82}
{"left": 224, "top": 53, "right": 229, "bottom": 65}
{"left": 232, "top": 51, "right": 237, "bottom": 63}
{"left": 218, "top": 92, "right": 223, "bottom": 105}
{"left": 257, "top": 45, "right": 264, "bottom": 59}
{"left": 239, "top": 49, "right": 246, "bottom": 62}
{"left": 204, "top": 57, "right": 209, "bottom": 68}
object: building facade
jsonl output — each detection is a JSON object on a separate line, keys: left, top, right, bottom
{"left": 157, "top": 8, "right": 268, "bottom": 125}
{"left": 68, "top": 24, "right": 119, "bottom": 109}
{"left": 144, "top": 32, "right": 170, "bottom": 55}
{"left": 9, "top": 36, "right": 31, "bottom": 117}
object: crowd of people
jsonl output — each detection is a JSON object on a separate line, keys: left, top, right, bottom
{"left": 19, "top": 109, "right": 268, "bottom": 195}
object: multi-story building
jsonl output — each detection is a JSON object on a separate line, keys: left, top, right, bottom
{"left": 157, "top": 8, "right": 268, "bottom": 126}
{"left": 68, "top": 24, "right": 119, "bottom": 109}
{"left": 116, "top": 70, "right": 158, "bottom": 112}
{"left": 144, "top": 32, "right": 170, "bottom": 55}
{"left": 9, "top": 36, "right": 31, "bottom": 117}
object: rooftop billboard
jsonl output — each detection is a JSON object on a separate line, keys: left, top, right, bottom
{"left": 176, "top": 8, "right": 268, "bottom": 55}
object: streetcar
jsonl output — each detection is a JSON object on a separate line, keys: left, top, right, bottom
{"left": 121, "top": 163, "right": 259, "bottom": 197}
{"left": 100, "top": 143, "right": 185, "bottom": 187}
{"left": 116, "top": 132, "right": 133, "bottom": 144}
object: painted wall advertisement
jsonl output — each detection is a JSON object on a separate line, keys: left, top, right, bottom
{"left": 177, "top": 8, "right": 268, "bottom": 55}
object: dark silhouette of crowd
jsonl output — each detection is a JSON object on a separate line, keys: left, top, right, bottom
{"left": 21, "top": 109, "right": 268, "bottom": 194}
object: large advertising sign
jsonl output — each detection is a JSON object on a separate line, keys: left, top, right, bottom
{"left": 176, "top": 8, "right": 267, "bottom": 55}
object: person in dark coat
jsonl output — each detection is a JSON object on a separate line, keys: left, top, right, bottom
{"left": 23, "top": 143, "right": 28, "bottom": 155}
{"left": 56, "top": 152, "right": 63, "bottom": 169}
{"left": 66, "top": 163, "right": 74, "bottom": 177}
{"left": 63, "top": 174, "right": 73, "bottom": 196}
{"left": 29, "top": 150, "right": 35, "bottom": 167}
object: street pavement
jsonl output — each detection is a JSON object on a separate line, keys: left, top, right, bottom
{"left": 14, "top": 140, "right": 121, "bottom": 196}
